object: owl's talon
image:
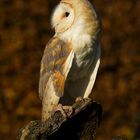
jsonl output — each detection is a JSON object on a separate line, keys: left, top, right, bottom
{"left": 54, "top": 104, "right": 73, "bottom": 118}
{"left": 75, "top": 96, "right": 84, "bottom": 102}
{"left": 53, "top": 104, "right": 68, "bottom": 118}
{"left": 62, "top": 105, "right": 73, "bottom": 116}
{"left": 57, "top": 104, "right": 68, "bottom": 118}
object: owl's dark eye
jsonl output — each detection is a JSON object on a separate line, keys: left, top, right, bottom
{"left": 65, "top": 12, "right": 70, "bottom": 17}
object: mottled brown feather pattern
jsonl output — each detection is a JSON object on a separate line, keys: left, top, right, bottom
{"left": 39, "top": 37, "right": 71, "bottom": 99}
{"left": 52, "top": 71, "right": 65, "bottom": 97}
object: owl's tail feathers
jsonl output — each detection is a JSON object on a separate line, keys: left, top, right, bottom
{"left": 42, "top": 78, "right": 60, "bottom": 121}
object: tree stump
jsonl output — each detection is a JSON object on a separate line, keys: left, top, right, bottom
{"left": 17, "top": 98, "right": 103, "bottom": 140}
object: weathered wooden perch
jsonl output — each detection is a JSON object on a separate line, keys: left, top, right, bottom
{"left": 17, "top": 98, "right": 102, "bottom": 140}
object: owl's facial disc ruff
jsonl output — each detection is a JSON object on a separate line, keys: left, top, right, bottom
{"left": 51, "top": 2, "right": 75, "bottom": 34}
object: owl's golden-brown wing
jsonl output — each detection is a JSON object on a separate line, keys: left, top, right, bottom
{"left": 39, "top": 37, "right": 74, "bottom": 100}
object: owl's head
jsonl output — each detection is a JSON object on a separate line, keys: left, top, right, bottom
{"left": 51, "top": 0, "right": 100, "bottom": 36}
{"left": 51, "top": 0, "right": 74, "bottom": 33}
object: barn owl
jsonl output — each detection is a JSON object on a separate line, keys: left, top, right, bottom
{"left": 39, "top": 0, "right": 101, "bottom": 121}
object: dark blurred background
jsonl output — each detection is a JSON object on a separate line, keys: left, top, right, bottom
{"left": 0, "top": 0, "right": 139, "bottom": 139}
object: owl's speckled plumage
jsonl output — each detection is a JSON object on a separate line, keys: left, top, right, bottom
{"left": 39, "top": 0, "right": 101, "bottom": 121}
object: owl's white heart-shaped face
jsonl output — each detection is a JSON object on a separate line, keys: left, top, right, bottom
{"left": 51, "top": 3, "right": 75, "bottom": 33}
